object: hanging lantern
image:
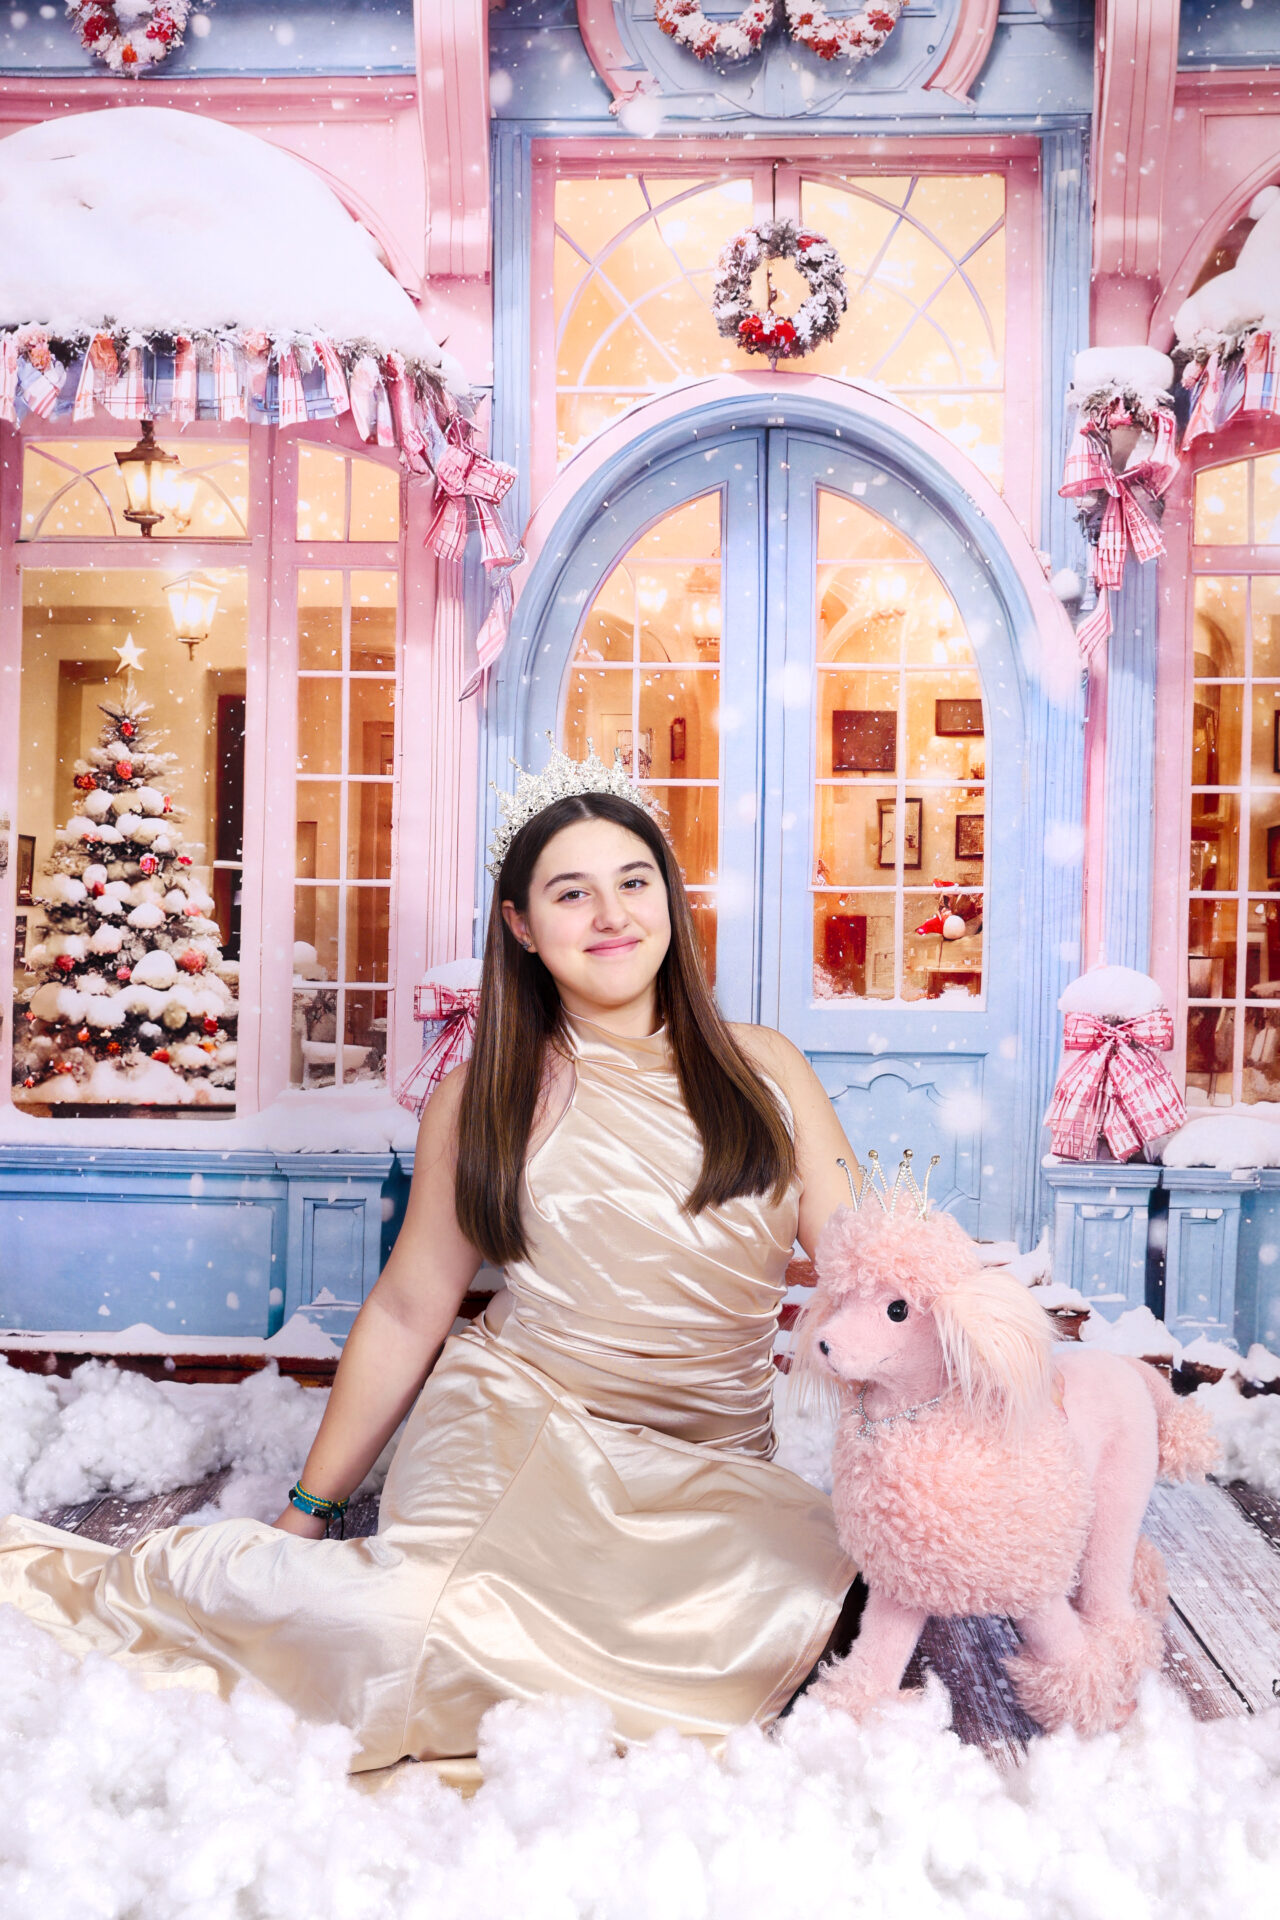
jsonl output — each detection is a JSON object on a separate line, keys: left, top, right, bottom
{"left": 114, "top": 420, "right": 180, "bottom": 537}
{"left": 164, "top": 571, "right": 221, "bottom": 661}
{"left": 686, "top": 566, "right": 722, "bottom": 649}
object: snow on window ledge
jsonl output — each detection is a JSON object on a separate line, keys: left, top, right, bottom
{"left": 0, "top": 1084, "right": 419, "bottom": 1157}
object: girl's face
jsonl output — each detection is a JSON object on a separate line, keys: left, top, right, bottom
{"left": 501, "top": 817, "right": 671, "bottom": 1024}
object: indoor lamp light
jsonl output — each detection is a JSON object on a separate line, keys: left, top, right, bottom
{"left": 114, "top": 420, "right": 180, "bottom": 537}
{"left": 165, "top": 572, "right": 221, "bottom": 661}
{"left": 686, "top": 566, "right": 722, "bottom": 649}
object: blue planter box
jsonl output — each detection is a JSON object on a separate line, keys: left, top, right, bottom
{"left": 1161, "top": 1166, "right": 1258, "bottom": 1345}
{"left": 1042, "top": 1162, "right": 1160, "bottom": 1315}
{"left": 0, "top": 1147, "right": 393, "bottom": 1341}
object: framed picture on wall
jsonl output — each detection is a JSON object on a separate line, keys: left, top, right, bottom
{"left": 833, "top": 710, "right": 896, "bottom": 773}
{"left": 13, "top": 913, "right": 27, "bottom": 970}
{"left": 935, "top": 698, "right": 985, "bottom": 737}
{"left": 1268, "top": 824, "right": 1280, "bottom": 882}
{"left": 877, "top": 798, "right": 922, "bottom": 869}
{"left": 16, "top": 834, "right": 34, "bottom": 906}
{"left": 670, "top": 716, "right": 686, "bottom": 763}
{"left": 955, "top": 813, "right": 985, "bottom": 861}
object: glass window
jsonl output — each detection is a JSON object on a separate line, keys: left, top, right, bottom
{"left": 12, "top": 569, "right": 247, "bottom": 1110}
{"left": 297, "top": 447, "right": 401, "bottom": 543}
{"left": 552, "top": 169, "right": 1008, "bottom": 486}
{"left": 21, "top": 438, "right": 249, "bottom": 540}
{"left": 811, "top": 489, "right": 984, "bottom": 1004}
{"left": 561, "top": 491, "right": 722, "bottom": 982}
{"left": 293, "top": 569, "right": 398, "bottom": 1088}
{"left": 1186, "top": 459, "right": 1280, "bottom": 1105}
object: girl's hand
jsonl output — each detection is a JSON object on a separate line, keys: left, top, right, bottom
{"left": 271, "top": 1504, "right": 329, "bottom": 1539}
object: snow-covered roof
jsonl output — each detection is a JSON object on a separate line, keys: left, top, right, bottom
{"left": 1176, "top": 184, "right": 1280, "bottom": 347}
{"left": 0, "top": 106, "right": 443, "bottom": 366}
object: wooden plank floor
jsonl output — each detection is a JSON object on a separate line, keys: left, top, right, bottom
{"left": 36, "top": 1476, "right": 1280, "bottom": 1764}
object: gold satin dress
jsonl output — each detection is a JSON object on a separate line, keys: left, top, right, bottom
{"left": 0, "top": 1014, "right": 853, "bottom": 1773}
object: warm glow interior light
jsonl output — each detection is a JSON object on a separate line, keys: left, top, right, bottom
{"left": 114, "top": 421, "right": 180, "bottom": 535}
{"left": 164, "top": 571, "right": 221, "bottom": 658}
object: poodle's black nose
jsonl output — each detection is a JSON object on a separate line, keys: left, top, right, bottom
{"left": 818, "top": 1340, "right": 830, "bottom": 1357}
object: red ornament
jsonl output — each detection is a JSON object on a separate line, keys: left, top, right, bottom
{"left": 81, "top": 12, "right": 108, "bottom": 44}
{"left": 139, "top": 853, "right": 159, "bottom": 876}
{"left": 55, "top": 1059, "right": 74, "bottom": 1075}
{"left": 153, "top": 1047, "right": 170, "bottom": 1063}
{"left": 200, "top": 1039, "right": 216, "bottom": 1053}
{"left": 116, "top": 966, "right": 132, "bottom": 982}
{"left": 77, "top": 1027, "right": 91, "bottom": 1043}
{"left": 120, "top": 42, "right": 138, "bottom": 63}
{"left": 74, "top": 772, "right": 98, "bottom": 792}
{"left": 115, "top": 760, "right": 134, "bottom": 781}
{"left": 177, "top": 949, "right": 207, "bottom": 975}
{"left": 21, "top": 1076, "right": 35, "bottom": 1089}
{"left": 178, "top": 854, "right": 192, "bottom": 866}
{"left": 54, "top": 954, "right": 75, "bottom": 974}
{"left": 162, "top": 796, "right": 173, "bottom": 814}
{"left": 91, "top": 881, "right": 105, "bottom": 897}
{"left": 119, "top": 720, "right": 135, "bottom": 739}
{"left": 202, "top": 1015, "right": 219, "bottom": 1036}
{"left": 107, "top": 1041, "right": 121, "bottom": 1055}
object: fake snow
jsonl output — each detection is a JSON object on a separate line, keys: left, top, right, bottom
{"left": 0, "top": 107, "right": 444, "bottom": 365}
{"left": 0, "top": 1312, "right": 342, "bottom": 1363}
{"left": 0, "top": 1082, "right": 420, "bottom": 1154}
{"left": 1177, "top": 182, "right": 1280, "bottom": 347}
{"left": 1058, "top": 964, "right": 1165, "bottom": 1021}
{"left": 1079, "top": 1305, "right": 1178, "bottom": 1359}
{"left": 1162, "top": 1112, "right": 1280, "bottom": 1171}
{"left": 1068, "top": 344, "right": 1175, "bottom": 410}
{"left": 1, "top": 1616, "right": 1279, "bottom": 1919}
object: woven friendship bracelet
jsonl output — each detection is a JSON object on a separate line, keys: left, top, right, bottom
{"left": 288, "top": 1480, "right": 350, "bottom": 1536}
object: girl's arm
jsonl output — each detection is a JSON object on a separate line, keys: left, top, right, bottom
{"left": 272, "top": 1064, "right": 483, "bottom": 1536}
{"left": 733, "top": 1025, "right": 861, "bottom": 1258}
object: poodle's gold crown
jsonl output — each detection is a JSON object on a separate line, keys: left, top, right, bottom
{"left": 836, "top": 1149, "right": 940, "bottom": 1219}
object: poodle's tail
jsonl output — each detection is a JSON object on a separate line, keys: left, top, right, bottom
{"left": 1125, "top": 1358, "right": 1220, "bottom": 1482}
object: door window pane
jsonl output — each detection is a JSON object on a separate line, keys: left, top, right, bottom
{"left": 560, "top": 492, "right": 724, "bottom": 982}
{"left": 811, "top": 490, "right": 985, "bottom": 1003}
{"left": 13, "top": 569, "right": 247, "bottom": 1111}
{"left": 298, "top": 448, "right": 400, "bottom": 543}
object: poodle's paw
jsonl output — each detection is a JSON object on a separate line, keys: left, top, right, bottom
{"left": 1006, "top": 1610, "right": 1160, "bottom": 1737}
{"left": 805, "top": 1657, "right": 899, "bottom": 1720}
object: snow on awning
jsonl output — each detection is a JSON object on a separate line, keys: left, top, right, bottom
{"left": 0, "top": 106, "right": 464, "bottom": 468}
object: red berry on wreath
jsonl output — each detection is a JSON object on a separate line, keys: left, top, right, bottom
{"left": 203, "top": 1015, "right": 219, "bottom": 1035}
{"left": 178, "top": 855, "right": 192, "bottom": 866}
{"left": 55, "top": 954, "right": 75, "bottom": 974}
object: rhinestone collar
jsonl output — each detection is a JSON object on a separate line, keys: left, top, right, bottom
{"left": 855, "top": 1386, "right": 946, "bottom": 1440}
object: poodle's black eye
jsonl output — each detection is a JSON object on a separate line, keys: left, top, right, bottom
{"left": 818, "top": 1340, "right": 830, "bottom": 1357}
{"left": 886, "top": 1299, "right": 909, "bottom": 1322}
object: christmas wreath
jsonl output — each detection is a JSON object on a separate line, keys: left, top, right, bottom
{"left": 712, "top": 219, "right": 848, "bottom": 361}
{"left": 655, "top": 0, "right": 904, "bottom": 65}
{"left": 66, "top": 0, "right": 206, "bottom": 73}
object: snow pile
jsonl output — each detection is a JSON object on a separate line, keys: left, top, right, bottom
{"left": 1, "top": 1613, "right": 1278, "bottom": 1920}
{"left": 0, "top": 1313, "right": 341, "bottom": 1363}
{"left": 1059, "top": 964, "right": 1165, "bottom": 1021}
{"left": 1068, "top": 345, "right": 1175, "bottom": 413}
{"left": 1079, "top": 1304, "right": 1178, "bottom": 1361}
{"left": 1162, "top": 1112, "right": 1280, "bottom": 1170}
{"left": 1197, "top": 1379, "right": 1280, "bottom": 1498}
{"left": 0, "top": 1082, "right": 420, "bottom": 1154}
{"left": 0, "top": 1360, "right": 336, "bottom": 1519}
{"left": 1177, "top": 183, "right": 1280, "bottom": 348}
{"left": 0, "top": 107, "right": 443, "bottom": 364}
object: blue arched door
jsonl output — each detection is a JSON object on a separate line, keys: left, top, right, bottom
{"left": 498, "top": 419, "right": 1069, "bottom": 1244}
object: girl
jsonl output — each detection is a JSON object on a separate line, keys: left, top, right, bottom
{"left": 0, "top": 761, "right": 859, "bottom": 1778}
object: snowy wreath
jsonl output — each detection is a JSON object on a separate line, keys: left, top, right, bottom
{"left": 655, "top": 0, "right": 904, "bottom": 65}
{"left": 66, "top": 0, "right": 207, "bottom": 73}
{"left": 712, "top": 219, "right": 848, "bottom": 360}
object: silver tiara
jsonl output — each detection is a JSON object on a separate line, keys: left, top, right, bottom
{"left": 835, "top": 1149, "right": 940, "bottom": 1218}
{"left": 487, "top": 733, "right": 663, "bottom": 879}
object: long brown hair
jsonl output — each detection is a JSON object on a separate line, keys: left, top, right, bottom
{"left": 454, "top": 792, "right": 795, "bottom": 1266}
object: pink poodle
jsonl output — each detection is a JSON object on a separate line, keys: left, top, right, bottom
{"left": 799, "top": 1187, "right": 1218, "bottom": 1736}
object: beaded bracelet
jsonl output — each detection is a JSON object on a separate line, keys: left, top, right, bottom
{"left": 288, "top": 1480, "right": 350, "bottom": 1538}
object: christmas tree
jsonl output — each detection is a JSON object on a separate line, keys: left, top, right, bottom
{"left": 13, "top": 683, "right": 239, "bottom": 1107}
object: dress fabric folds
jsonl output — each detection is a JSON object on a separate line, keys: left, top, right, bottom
{"left": 0, "top": 1014, "right": 854, "bottom": 1771}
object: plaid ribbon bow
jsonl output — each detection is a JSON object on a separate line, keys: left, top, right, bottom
{"left": 395, "top": 984, "right": 480, "bottom": 1119}
{"left": 1060, "top": 404, "right": 1179, "bottom": 662}
{"left": 1047, "top": 1007, "right": 1186, "bottom": 1161}
{"left": 426, "top": 417, "right": 517, "bottom": 568}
